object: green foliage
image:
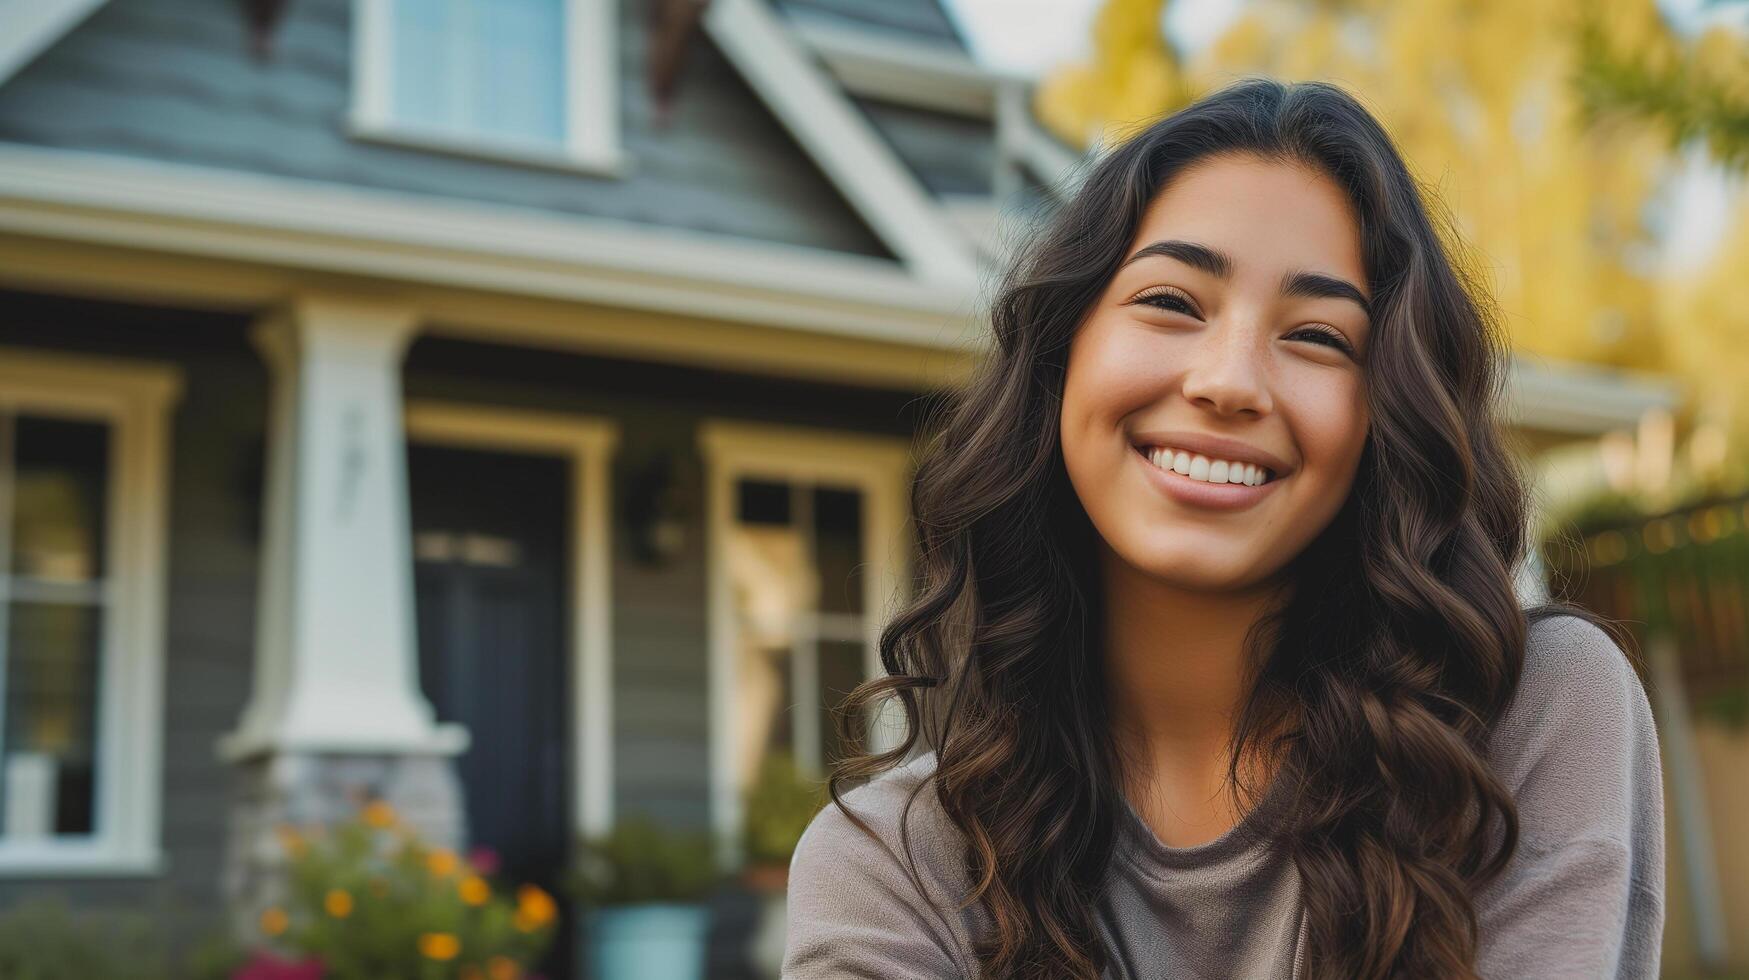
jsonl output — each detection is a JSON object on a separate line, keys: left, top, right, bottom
{"left": 570, "top": 814, "right": 720, "bottom": 907}
{"left": 0, "top": 898, "right": 171, "bottom": 980}
{"left": 1574, "top": 6, "right": 1749, "bottom": 171}
{"left": 266, "top": 803, "right": 555, "bottom": 980}
{"left": 1695, "top": 681, "right": 1749, "bottom": 730}
{"left": 742, "top": 751, "right": 827, "bottom": 868}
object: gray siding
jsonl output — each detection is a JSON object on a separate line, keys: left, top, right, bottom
{"left": 857, "top": 97, "right": 995, "bottom": 196}
{"left": 0, "top": 290, "right": 264, "bottom": 930}
{"left": 0, "top": 0, "right": 890, "bottom": 257}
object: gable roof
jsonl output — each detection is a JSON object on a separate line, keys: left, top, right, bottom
{"left": 0, "top": 0, "right": 982, "bottom": 286}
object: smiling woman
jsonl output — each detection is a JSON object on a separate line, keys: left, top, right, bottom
{"left": 782, "top": 78, "right": 1664, "bottom": 980}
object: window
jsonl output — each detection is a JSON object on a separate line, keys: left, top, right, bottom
{"left": 0, "top": 349, "right": 178, "bottom": 874}
{"left": 699, "top": 421, "right": 913, "bottom": 858}
{"left": 349, "top": 0, "right": 623, "bottom": 173}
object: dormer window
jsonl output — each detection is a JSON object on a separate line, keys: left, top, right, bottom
{"left": 348, "top": 0, "right": 623, "bottom": 174}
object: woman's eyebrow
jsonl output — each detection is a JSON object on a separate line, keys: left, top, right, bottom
{"left": 1123, "top": 239, "right": 1232, "bottom": 277}
{"left": 1281, "top": 270, "right": 1372, "bottom": 319}
{"left": 1123, "top": 239, "right": 1371, "bottom": 319}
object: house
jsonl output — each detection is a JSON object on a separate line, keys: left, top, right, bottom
{"left": 0, "top": 0, "right": 1678, "bottom": 967}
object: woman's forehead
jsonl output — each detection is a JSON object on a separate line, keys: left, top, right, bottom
{"left": 1129, "top": 155, "right": 1367, "bottom": 289}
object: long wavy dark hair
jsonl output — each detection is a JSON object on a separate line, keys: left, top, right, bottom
{"left": 828, "top": 76, "right": 1619, "bottom": 979}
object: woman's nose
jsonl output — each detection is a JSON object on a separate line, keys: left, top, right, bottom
{"left": 1178, "top": 319, "right": 1273, "bottom": 418}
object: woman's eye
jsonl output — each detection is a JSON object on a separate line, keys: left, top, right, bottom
{"left": 1290, "top": 326, "right": 1356, "bottom": 356}
{"left": 1133, "top": 289, "right": 1198, "bottom": 316}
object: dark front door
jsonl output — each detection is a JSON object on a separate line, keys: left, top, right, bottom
{"left": 409, "top": 441, "right": 571, "bottom": 964}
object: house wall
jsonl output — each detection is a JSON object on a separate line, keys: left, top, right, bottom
{"left": 0, "top": 288, "right": 938, "bottom": 921}
{"left": 402, "top": 335, "right": 934, "bottom": 829}
{"left": 0, "top": 288, "right": 264, "bottom": 921}
{"left": 0, "top": 0, "right": 891, "bottom": 258}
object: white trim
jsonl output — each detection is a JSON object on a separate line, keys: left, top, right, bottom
{"left": 0, "top": 142, "right": 982, "bottom": 350}
{"left": 0, "top": 0, "right": 111, "bottom": 88}
{"left": 1503, "top": 353, "right": 1682, "bottom": 436}
{"left": 348, "top": 0, "right": 625, "bottom": 176}
{"left": 403, "top": 401, "right": 621, "bottom": 838}
{"left": 0, "top": 346, "right": 180, "bottom": 877}
{"left": 221, "top": 296, "right": 467, "bottom": 760}
{"left": 697, "top": 420, "right": 913, "bottom": 863}
{"left": 703, "top": 0, "right": 980, "bottom": 284}
{"left": 785, "top": 11, "right": 1007, "bottom": 118}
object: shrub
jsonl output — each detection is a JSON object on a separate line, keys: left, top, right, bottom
{"left": 742, "top": 751, "right": 827, "bottom": 868}
{"left": 0, "top": 898, "right": 171, "bottom": 980}
{"left": 261, "top": 802, "right": 556, "bottom": 980}
{"left": 570, "top": 815, "right": 719, "bottom": 906}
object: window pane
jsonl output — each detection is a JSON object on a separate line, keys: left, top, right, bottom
{"left": 390, "top": 0, "right": 565, "bottom": 146}
{"left": 11, "top": 416, "right": 108, "bottom": 584}
{"left": 2, "top": 603, "right": 101, "bottom": 838}
{"left": 818, "top": 640, "right": 866, "bottom": 769}
{"left": 728, "top": 480, "right": 807, "bottom": 796}
{"left": 736, "top": 478, "right": 790, "bottom": 526}
{"left": 813, "top": 486, "right": 863, "bottom": 614}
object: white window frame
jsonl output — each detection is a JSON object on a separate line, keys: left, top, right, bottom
{"left": 698, "top": 420, "right": 913, "bottom": 863}
{"left": 0, "top": 347, "right": 180, "bottom": 876}
{"left": 347, "top": 0, "right": 626, "bottom": 176}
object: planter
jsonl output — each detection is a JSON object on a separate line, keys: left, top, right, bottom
{"left": 741, "top": 864, "right": 790, "bottom": 978}
{"left": 580, "top": 902, "right": 709, "bottom": 980}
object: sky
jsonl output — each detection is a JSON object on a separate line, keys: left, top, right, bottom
{"left": 940, "top": 0, "right": 1744, "bottom": 271}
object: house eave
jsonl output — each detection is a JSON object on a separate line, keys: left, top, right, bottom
{"left": 0, "top": 142, "right": 985, "bottom": 354}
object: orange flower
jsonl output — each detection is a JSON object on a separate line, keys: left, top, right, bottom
{"left": 426, "top": 848, "right": 460, "bottom": 878}
{"left": 458, "top": 875, "right": 491, "bottom": 906}
{"left": 513, "top": 884, "right": 557, "bottom": 932}
{"left": 275, "top": 825, "right": 306, "bottom": 857}
{"left": 418, "top": 932, "right": 462, "bottom": 961}
{"left": 361, "top": 800, "right": 397, "bottom": 828}
{"left": 324, "top": 889, "right": 354, "bottom": 919}
{"left": 487, "top": 956, "right": 520, "bottom": 980}
{"left": 259, "top": 906, "right": 289, "bottom": 937}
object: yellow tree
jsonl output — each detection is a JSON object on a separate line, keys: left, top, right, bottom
{"left": 1035, "top": 0, "right": 1676, "bottom": 372}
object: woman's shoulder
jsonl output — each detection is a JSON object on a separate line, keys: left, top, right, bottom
{"left": 784, "top": 750, "right": 984, "bottom": 978}
{"left": 1488, "top": 609, "right": 1663, "bottom": 849}
{"left": 792, "top": 749, "right": 963, "bottom": 877}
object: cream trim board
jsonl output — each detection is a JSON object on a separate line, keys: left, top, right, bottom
{"left": 349, "top": 0, "right": 625, "bottom": 176}
{"left": 403, "top": 401, "right": 622, "bottom": 838}
{"left": 0, "top": 345, "right": 181, "bottom": 876}
{"left": 703, "top": 0, "right": 980, "bottom": 284}
{"left": 697, "top": 419, "right": 915, "bottom": 861}
{"left": 0, "top": 0, "right": 111, "bottom": 88}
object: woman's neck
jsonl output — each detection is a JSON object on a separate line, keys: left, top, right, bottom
{"left": 1098, "top": 540, "right": 1288, "bottom": 823}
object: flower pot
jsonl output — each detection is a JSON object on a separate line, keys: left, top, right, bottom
{"left": 745, "top": 888, "right": 788, "bottom": 979}
{"left": 580, "top": 901, "right": 709, "bottom": 980}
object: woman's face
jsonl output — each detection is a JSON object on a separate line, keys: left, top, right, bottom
{"left": 1060, "top": 152, "right": 1372, "bottom": 592}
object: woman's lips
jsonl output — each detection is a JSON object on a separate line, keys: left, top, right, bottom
{"left": 1132, "top": 445, "right": 1282, "bottom": 512}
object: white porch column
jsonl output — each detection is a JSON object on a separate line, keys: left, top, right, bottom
{"left": 224, "top": 293, "right": 465, "bottom": 758}
{"left": 221, "top": 293, "right": 466, "bottom": 935}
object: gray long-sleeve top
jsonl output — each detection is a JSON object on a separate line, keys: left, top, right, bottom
{"left": 782, "top": 614, "right": 1666, "bottom": 979}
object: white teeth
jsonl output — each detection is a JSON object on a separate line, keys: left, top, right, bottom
{"left": 1143, "top": 446, "right": 1272, "bottom": 486}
